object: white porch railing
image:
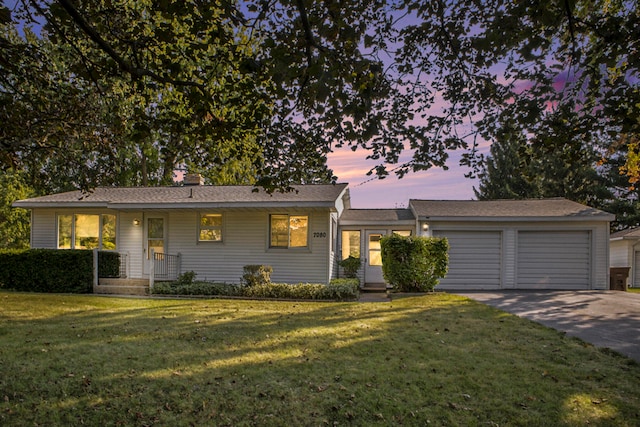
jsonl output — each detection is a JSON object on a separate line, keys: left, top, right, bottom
{"left": 149, "top": 249, "right": 181, "bottom": 290}
{"left": 92, "top": 249, "right": 130, "bottom": 287}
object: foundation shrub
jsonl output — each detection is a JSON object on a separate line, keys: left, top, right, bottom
{"left": 380, "top": 234, "right": 449, "bottom": 292}
{"left": 338, "top": 256, "right": 361, "bottom": 278}
{"left": 152, "top": 278, "right": 359, "bottom": 301}
{"left": 242, "top": 265, "right": 273, "bottom": 286}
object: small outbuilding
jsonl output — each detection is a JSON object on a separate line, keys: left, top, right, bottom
{"left": 610, "top": 227, "right": 640, "bottom": 288}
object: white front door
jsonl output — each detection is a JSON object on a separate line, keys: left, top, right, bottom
{"left": 144, "top": 216, "right": 166, "bottom": 275}
{"left": 365, "top": 230, "right": 386, "bottom": 284}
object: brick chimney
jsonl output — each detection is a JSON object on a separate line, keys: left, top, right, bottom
{"left": 183, "top": 173, "right": 205, "bottom": 186}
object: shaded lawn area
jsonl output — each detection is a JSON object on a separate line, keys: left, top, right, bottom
{"left": 0, "top": 291, "right": 639, "bottom": 426}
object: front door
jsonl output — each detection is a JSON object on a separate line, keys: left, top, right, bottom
{"left": 365, "top": 230, "right": 386, "bottom": 284}
{"left": 144, "top": 216, "right": 166, "bottom": 275}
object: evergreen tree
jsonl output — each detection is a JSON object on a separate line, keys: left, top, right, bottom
{"left": 474, "top": 121, "right": 534, "bottom": 200}
{"left": 475, "top": 107, "right": 611, "bottom": 207}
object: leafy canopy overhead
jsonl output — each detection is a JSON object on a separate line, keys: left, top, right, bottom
{"left": 0, "top": 0, "right": 638, "bottom": 191}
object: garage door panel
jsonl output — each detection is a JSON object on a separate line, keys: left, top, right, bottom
{"left": 517, "top": 231, "right": 590, "bottom": 289}
{"left": 434, "top": 230, "right": 502, "bottom": 289}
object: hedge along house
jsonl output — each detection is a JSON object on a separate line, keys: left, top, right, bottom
{"left": 13, "top": 182, "right": 350, "bottom": 292}
{"left": 14, "top": 181, "right": 614, "bottom": 292}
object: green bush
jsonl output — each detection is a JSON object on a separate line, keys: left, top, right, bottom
{"left": 242, "top": 265, "right": 273, "bottom": 286}
{"left": 152, "top": 281, "right": 243, "bottom": 296}
{"left": 338, "top": 256, "right": 361, "bottom": 278}
{"left": 380, "top": 234, "right": 449, "bottom": 292}
{"left": 152, "top": 278, "right": 360, "bottom": 301}
{"left": 0, "top": 249, "right": 93, "bottom": 293}
{"left": 176, "top": 271, "right": 197, "bottom": 286}
{"left": 98, "top": 251, "right": 121, "bottom": 278}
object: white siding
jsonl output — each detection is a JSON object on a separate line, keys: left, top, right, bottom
{"left": 517, "top": 230, "right": 590, "bottom": 289}
{"left": 31, "top": 209, "right": 57, "bottom": 248}
{"left": 433, "top": 230, "right": 502, "bottom": 289}
{"left": 166, "top": 208, "right": 333, "bottom": 284}
{"left": 328, "top": 213, "right": 338, "bottom": 280}
{"left": 117, "top": 211, "right": 144, "bottom": 278}
{"left": 610, "top": 240, "right": 631, "bottom": 267}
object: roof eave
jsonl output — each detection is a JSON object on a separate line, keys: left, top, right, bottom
{"left": 107, "top": 201, "right": 339, "bottom": 210}
{"left": 418, "top": 215, "right": 615, "bottom": 222}
{"left": 12, "top": 201, "right": 109, "bottom": 209}
{"left": 338, "top": 220, "right": 416, "bottom": 226}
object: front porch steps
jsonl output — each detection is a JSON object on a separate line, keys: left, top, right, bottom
{"left": 94, "top": 278, "right": 149, "bottom": 296}
{"left": 361, "top": 283, "right": 388, "bottom": 293}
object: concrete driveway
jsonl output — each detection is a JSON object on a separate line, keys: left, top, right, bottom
{"left": 454, "top": 290, "right": 640, "bottom": 363}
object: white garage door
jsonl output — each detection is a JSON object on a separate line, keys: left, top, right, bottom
{"left": 517, "top": 231, "right": 591, "bottom": 289}
{"left": 434, "top": 230, "right": 502, "bottom": 289}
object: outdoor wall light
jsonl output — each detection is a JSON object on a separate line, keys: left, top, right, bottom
{"left": 422, "top": 223, "right": 429, "bottom": 232}
{"left": 133, "top": 218, "right": 141, "bottom": 226}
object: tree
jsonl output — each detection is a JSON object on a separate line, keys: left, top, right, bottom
{"left": 0, "top": 171, "right": 33, "bottom": 249}
{"left": 1, "top": 0, "right": 638, "bottom": 190}
{"left": 474, "top": 120, "right": 535, "bottom": 200}
{"left": 1, "top": 0, "right": 278, "bottom": 191}
{"left": 475, "top": 105, "right": 611, "bottom": 205}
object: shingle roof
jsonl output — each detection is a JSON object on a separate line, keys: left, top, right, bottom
{"left": 409, "top": 198, "right": 614, "bottom": 220}
{"left": 340, "top": 209, "right": 415, "bottom": 222}
{"left": 14, "top": 184, "right": 349, "bottom": 209}
{"left": 610, "top": 227, "right": 640, "bottom": 239}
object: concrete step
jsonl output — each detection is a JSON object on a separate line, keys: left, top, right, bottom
{"left": 94, "top": 285, "right": 149, "bottom": 296}
{"left": 361, "top": 284, "right": 388, "bottom": 293}
{"left": 95, "top": 278, "right": 149, "bottom": 296}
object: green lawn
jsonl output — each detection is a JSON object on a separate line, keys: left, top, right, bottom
{"left": 1, "top": 291, "right": 638, "bottom": 426}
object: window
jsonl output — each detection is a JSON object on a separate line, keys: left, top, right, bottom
{"left": 392, "top": 230, "right": 412, "bottom": 237}
{"left": 270, "top": 214, "right": 308, "bottom": 248}
{"left": 341, "top": 230, "right": 360, "bottom": 260}
{"left": 57, "top": 214, "right": 117, "bottom": 250}
{"left": 199, "top": 213, "right": 223, "bottom": 242}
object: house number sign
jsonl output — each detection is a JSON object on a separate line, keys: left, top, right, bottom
{"left": 313, "top": 232, "right": 327, "bottom": 238}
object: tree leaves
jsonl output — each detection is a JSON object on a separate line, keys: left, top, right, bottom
{"left": 1, "top": 0, "right": 638, "bottom": 191}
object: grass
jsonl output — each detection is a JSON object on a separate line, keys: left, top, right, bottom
{"left": 1, "top": 291, "right": 639, "bottom": 426}
{"left": 628, "top": 287, "right": 640, "bottom": 293}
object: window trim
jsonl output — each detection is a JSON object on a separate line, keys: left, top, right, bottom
{"left": 198, "top": 212, "right": 224, "bottom": 243}
{"left": 56, "top": 212, "right": 117, "bottom": 250}
{"left": 269, "top": 213, "right": 310, "bottom": 249}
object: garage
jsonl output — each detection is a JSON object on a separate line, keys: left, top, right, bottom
{"left": 410, "top": 198, "right": 613, "bottom": 290}
{"left": 433, "top": 230, "right": 502, "bottom": 289}
{"left": 516, "top": 230, "right": 591, "bottom": 289}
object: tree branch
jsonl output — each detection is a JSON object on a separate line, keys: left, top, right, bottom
{"left": 54, "top": 0, "right": 205, "bottom": 89}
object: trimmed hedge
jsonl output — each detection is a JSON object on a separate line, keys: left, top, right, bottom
{"left": 380, "top": 234, "right": 449, "bottom": 292}
{"left": 152, "top": 278, "right": 360, "bottom": 301}
{"left": 0, "top": 249, "right": 93, "bottom": 293}
{"left": 98, "top": 251, "right": 121, "bottom": 278}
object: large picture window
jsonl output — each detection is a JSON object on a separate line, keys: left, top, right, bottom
{"left": 341, "top": 230, "right": 361, "bottom": 259}
{"left": 270, "top": 214, "right": 308, "bottom": 248}
{"left": 57, "top": 214, "right": 117, "bottom": 250}
{"left": 199, "top": 213, "right": 223, "bottom": 242}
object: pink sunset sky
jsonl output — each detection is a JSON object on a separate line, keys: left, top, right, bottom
{"left": 327, "top": 147, "right": 482, "bottom": 208}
